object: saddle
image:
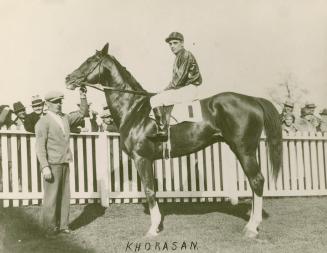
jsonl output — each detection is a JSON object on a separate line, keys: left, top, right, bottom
{"left": 149, "top": 100, "right": 203, "bottom": 125}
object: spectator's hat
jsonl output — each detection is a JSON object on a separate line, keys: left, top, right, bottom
{"left": 100, "top": 108, "right": 111, "bottom": 118}
{"left": 44, "top": 91, "right": 64, "bottom": 103}
{"left": 31, "top": 95, "right": 44, "bottom": 107}
{"left": 283, "top": 100, "right": 294, "bottom": 108}
{"left": 301, "top": 107, "right": 312, "bottom": 116}
{"left": 319, "top": 108, "right": 327, "bottom": 115}
{"left": 165, "top": 32, "right": 184, "bottom": 43}
{"left": 305, "top": 103, "right": 316, "bottom": 108}
{"left": 13, "top": 101, "right": 25, "bottom": 113}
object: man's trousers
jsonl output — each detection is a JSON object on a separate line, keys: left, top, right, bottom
{"left": 42, "top": 163, "right": 70, "bottom": 231}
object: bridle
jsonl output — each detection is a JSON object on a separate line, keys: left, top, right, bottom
{"left": 78, "top": 54, "right": 156, "bottom": 97}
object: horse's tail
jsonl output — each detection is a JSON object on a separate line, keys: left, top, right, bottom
{"left": 256, "top": 98, "right": 283, "bottom": 181}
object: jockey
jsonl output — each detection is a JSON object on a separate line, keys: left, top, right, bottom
{"left": 148, "top": 32, "right": 202, "bottom": 142}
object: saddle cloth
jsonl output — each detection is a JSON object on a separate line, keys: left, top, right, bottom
{"left": 150, "top": 100, "right": 203, "bottom": 125}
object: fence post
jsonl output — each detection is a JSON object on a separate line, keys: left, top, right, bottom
{"left": 96, "top": 133, "right": 109, "bottom": 207}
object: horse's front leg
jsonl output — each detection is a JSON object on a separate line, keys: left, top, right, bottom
{"left": 134, "top": 156, "right": 161, "bottom": 237}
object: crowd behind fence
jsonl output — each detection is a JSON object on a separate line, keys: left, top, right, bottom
{"left": 0, "top": 130, "right": 327, "bottom": 208}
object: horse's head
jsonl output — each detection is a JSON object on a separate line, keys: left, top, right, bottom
{"left": 66, "top": 43, "right": 109, "bottom": 90}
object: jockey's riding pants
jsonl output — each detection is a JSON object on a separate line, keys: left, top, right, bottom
{"left": 150, "top": 85, "right": 198, "bottom": 108}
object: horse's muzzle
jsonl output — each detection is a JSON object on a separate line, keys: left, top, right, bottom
{"left": 65, "top": 75, "right": 80, "bottom": 90}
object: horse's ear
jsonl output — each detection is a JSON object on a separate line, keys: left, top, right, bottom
{"left": 101, "top": 43, "right": 109, "bottom": 55}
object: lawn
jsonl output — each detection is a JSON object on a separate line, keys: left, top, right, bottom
{"left": 1, "top": 197, "right": 327, "bottom": 253}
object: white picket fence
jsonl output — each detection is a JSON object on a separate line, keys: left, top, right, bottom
{"left": 0, "top": 130, "right": 327, "bottom": 208}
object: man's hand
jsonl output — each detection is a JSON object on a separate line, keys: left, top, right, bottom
{"left": 80, "top": 86, "right": 87, "bottom": 98}
{"left": 42, "top": 166, "right": 53, "bottom": 182}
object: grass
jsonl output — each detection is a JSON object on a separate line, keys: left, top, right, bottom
{"left": 1, "top": 197, "right": 327, "bottom": 253}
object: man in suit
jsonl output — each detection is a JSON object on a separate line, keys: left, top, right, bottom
{"left": 24, "top": 95, "right": 45, "bottom": 133}
{"left": 12, "top": 101, "right": 26, "bottom": 130}
{"left": 35, "top": 87, "right": 88, "bottom": 237}
{"left": 279, "top": 100, "right": 294, "bottom": 122}
{"left": 99, "top": 106, "right": 118, "bottom": 132}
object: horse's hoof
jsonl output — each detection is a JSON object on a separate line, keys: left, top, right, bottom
{"left": 243, "top": 227, "right": 258, "bottom": 239}
{"left": 145, "top": 230, "right": 159, "bottom": 238}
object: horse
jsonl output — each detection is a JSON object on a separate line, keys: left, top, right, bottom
{"left": 65, "top": 43, "right": 282, "bottom": 238}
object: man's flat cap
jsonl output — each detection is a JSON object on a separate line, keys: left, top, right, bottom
{"left": 283, "top": 100, "right": 294, "bottom": 108}
{"left": 305, "top": 103, "right": 316, "bottom": 108}
{"left": 165, "top": 32, "right": 184, "bottom": 43}
{"left": 44, "top": 91, "right": 64, "bottom": 102}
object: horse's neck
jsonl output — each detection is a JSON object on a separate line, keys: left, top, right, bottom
{"left": 103, "top": 59, "right": 148, "bottom": 129}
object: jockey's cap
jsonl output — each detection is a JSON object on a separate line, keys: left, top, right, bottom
{"left": 165, "top": 32, "right": 184, "bottom": 43}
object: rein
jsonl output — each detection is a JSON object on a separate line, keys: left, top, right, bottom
{"left": 80, "top": 82, "right": 156, "bottom": 96}
{"left": 79, "top": 55, "right": 156, "bottom": 97}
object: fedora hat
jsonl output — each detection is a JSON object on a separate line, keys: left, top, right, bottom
{"left": 165, "top": 32, "right": 184, "bottom": 43}
{"left": 31, "top": 95, "right": 44, "bottom": 107}
{"left": 13, "top": 101, "right": 25, "bottom": 113}
{"left": 320, "top": 108, "right": 327, "bottom": 115}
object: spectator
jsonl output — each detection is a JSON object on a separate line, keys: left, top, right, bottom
{"left": 318, "top": 108, "right": 327, "bottom": 133}
{"left": 24, "top": 95, "right": 45, "bottom": 133}
{"left": 0, "top": 105, "right": 13, "bottom": 129}
{"left": 69, "top": 102, "right": 97, "bottom": 133}
{"left": 304, "top": 103, "right": 321, "bottom": 129}
{"left": 282, "top": 113, "right": 297, "bottom": 134}
{"left": 295, "top": 107, "right": 317, "bottom": 133}
{"left": 35, "top": 88, "right": 88, "bottom": 237}
{"left": 12, "top": 101, "right": 26, "bottom": 130}
{"left": 99, "top": 107, "right": 118, "bottom": 132}
{"left": 280, "top": 100, "right": 294, "bottom": 122}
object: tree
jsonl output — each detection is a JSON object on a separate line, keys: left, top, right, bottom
{"left": 267, "top": 73, "right": 308, "bottom": 111}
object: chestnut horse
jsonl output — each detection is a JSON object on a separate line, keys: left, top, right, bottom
{"left": 66, "top": 43, "right": 282, "bottom": 238}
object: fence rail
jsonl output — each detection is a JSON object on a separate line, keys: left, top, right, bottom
{"left": 0, "top": 130, "right": 327, "bottom": 208}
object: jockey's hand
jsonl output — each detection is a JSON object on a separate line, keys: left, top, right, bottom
{"left": 42, "top": 167, "right": 53, "bottom": 182}
{"left": 79, "top": 86, "right": 87, "bottom": 97}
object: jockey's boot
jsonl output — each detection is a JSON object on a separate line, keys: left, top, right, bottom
{"left": 147, "top": 106, "right": 169, "bottom": 142}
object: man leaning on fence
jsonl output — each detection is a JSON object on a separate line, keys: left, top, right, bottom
{"left": 35, "top": 87, "right": 88, "bottom": 238}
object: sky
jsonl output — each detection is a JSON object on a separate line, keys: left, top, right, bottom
{"left": 0, "top": 0, "right": 327, "bottom": 114}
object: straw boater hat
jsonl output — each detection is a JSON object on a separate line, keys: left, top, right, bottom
{"left": 305, "top": 103, "right": 316, "bottom": 109}
{"left": 31, "top": 95, "right": 44, "bottom": 107}
{"left": 283, "top": 100, "right": 294, "bottom": 108}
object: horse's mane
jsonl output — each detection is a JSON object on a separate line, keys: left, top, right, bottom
{"left": 109, "top": 55, "right": 146, "bottom": 92}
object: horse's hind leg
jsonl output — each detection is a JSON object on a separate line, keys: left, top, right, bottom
{"left": 237, "top": 153, "right": 264, "bottom": 238}
{"left": 134, "top": 156, "right": 161, "bottom": 237}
